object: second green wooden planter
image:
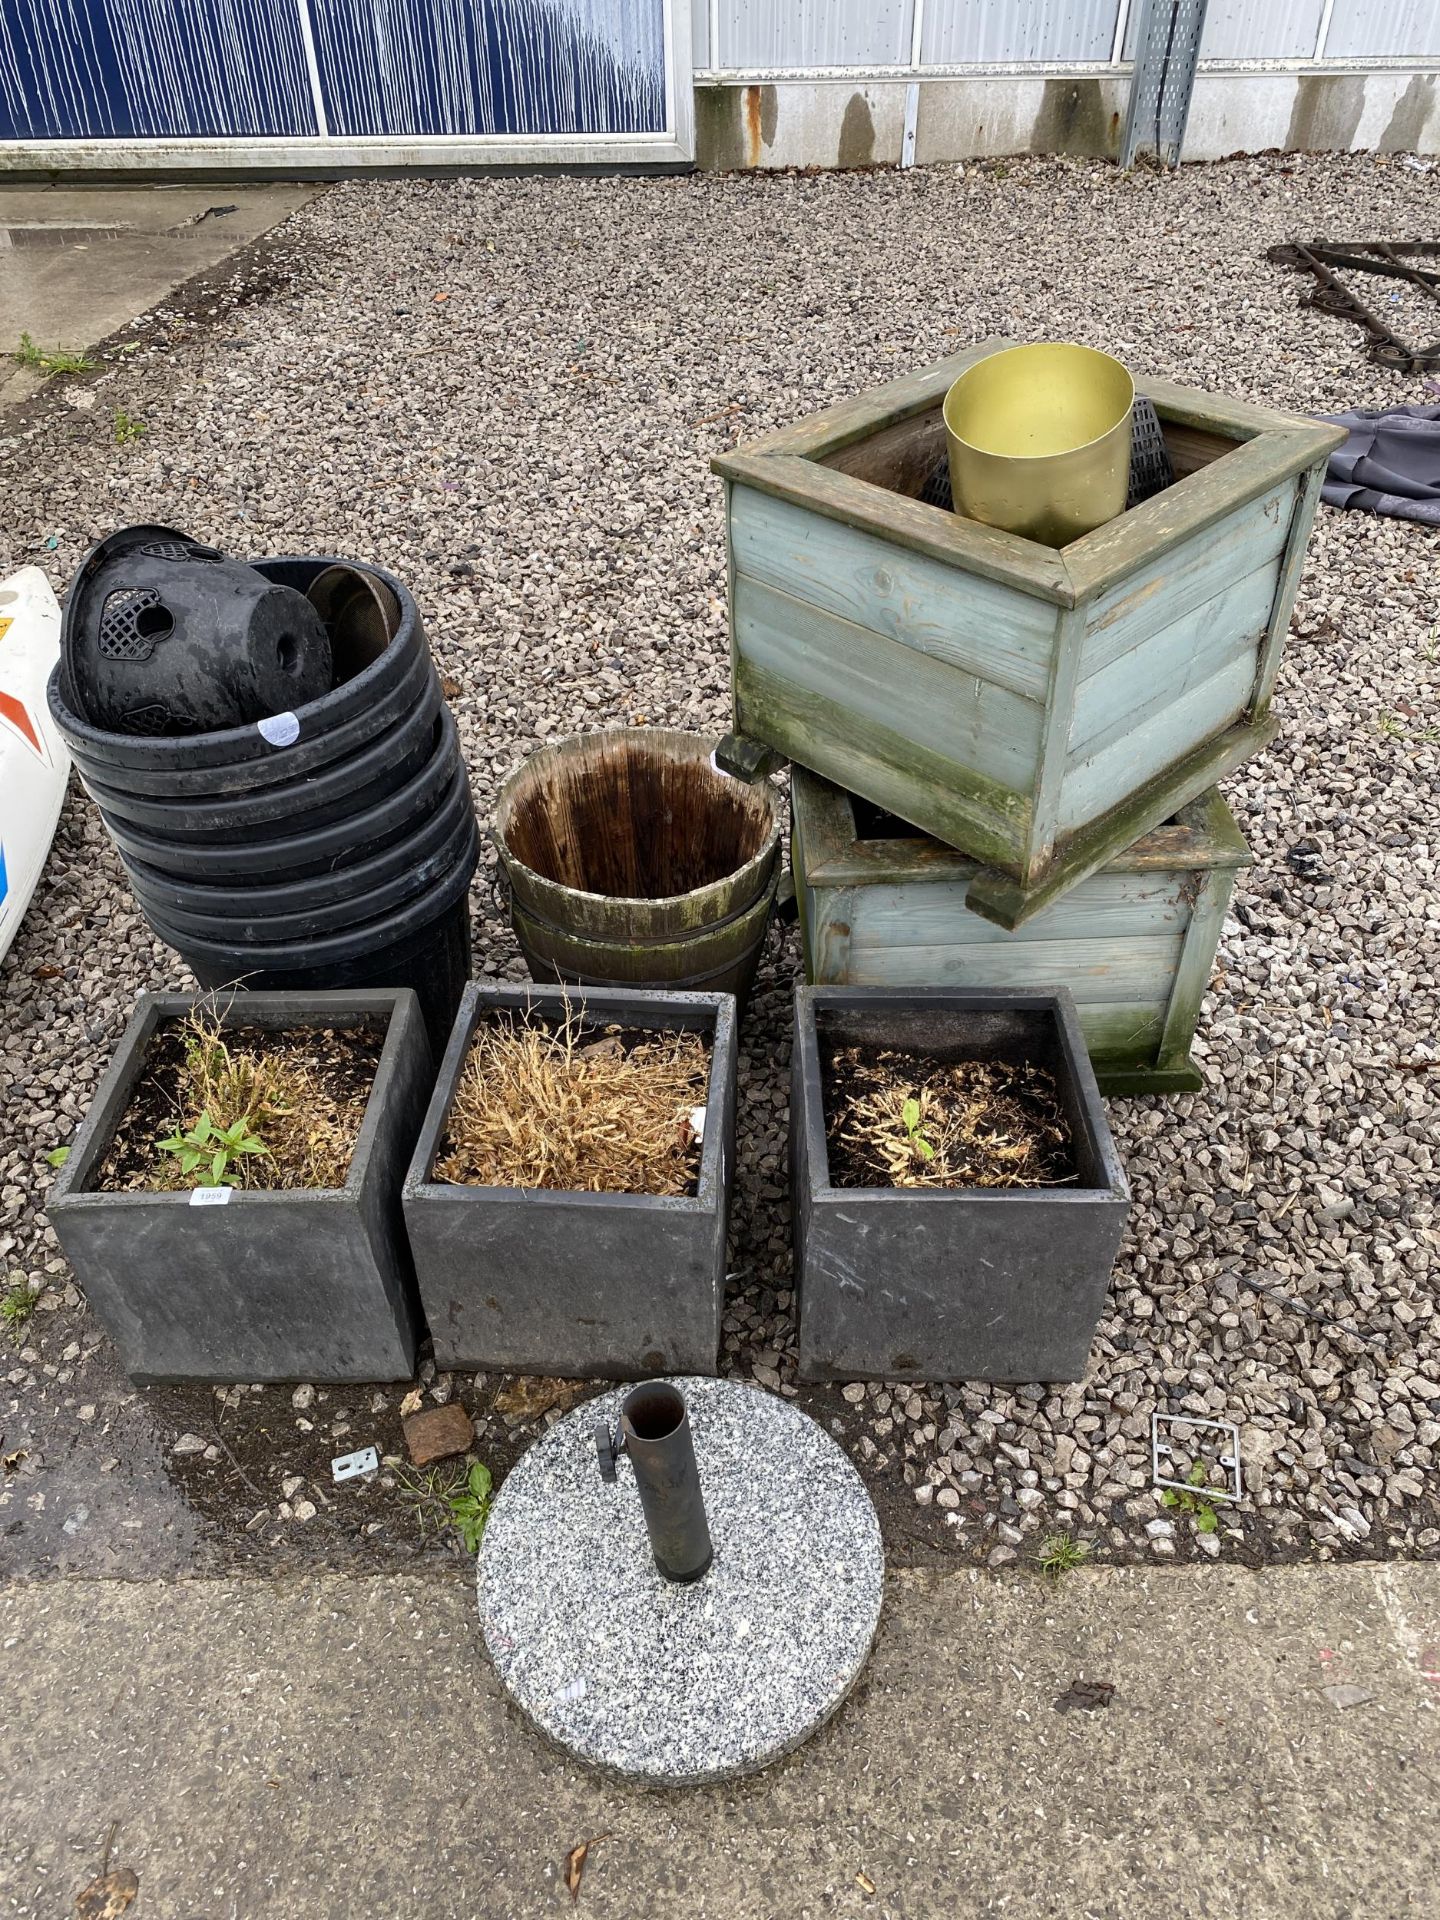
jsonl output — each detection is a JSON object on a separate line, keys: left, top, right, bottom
{"left": 791, "top": 767, "right": 1251, "bottom": 1096}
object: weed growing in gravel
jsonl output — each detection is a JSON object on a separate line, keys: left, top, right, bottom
{"left": 447, "top": 1461, "right": 494, "bottom": 1551}
{"left": 1, "top": 1283, "right": 37, "bottom": 1337}
{"left": 16, "top": 334, "right": 95, "bottom": 376}
{"left": 1039, "top": 1533, "right": 1091, "bottom": 1578}
{"left": 114, "top": 409, "right": 147, "bottom": 445}
{"left": 393, "top": 1458, "right": 494, "bottom": 1553}
{"left": 1161, "top": 1462, "right": 1220, "bottom": 1534}
{"left": 1374, "top": 711, "right": 1437, "bottom": 746}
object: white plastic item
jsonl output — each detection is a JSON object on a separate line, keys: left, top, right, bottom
{"left": 0, "top": 567, "right": 70, "bottom": 962}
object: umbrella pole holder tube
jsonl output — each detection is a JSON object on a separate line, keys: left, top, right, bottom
{"left": 598, "top": 1382, "right": 714, "bottom": 1584}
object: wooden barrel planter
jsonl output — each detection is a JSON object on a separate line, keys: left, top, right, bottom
{"left": 493, "top": 728, "right": 781, "bottom": 1004}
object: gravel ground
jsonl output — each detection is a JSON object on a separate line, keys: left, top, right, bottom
{"left": 0, "top": 153, "right": 1436, "bottom": 1581}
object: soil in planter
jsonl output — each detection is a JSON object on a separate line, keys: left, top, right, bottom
{"left": 94, "top": 1015, "right": 384, "bottom": 1193}
{"left": 435, "top": 1012, "right": 709, "bottom": 1196}
{"left": 823, "top": 1042, "right": 1075, "bottom": 1192}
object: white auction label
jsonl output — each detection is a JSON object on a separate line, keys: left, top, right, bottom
{"left": 189, "top": 1186, "right": 233, "bottom": 1207}
{"left": 257, "top": 711, "right": 300, "bottom": 748}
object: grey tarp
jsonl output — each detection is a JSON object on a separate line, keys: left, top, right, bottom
{"left": 1320, "top": 404, "right": 1440, "bottom": 528}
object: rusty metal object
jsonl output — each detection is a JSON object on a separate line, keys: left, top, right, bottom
{"left": 1267, "top": 239, "right": 1440, "bottom": 375}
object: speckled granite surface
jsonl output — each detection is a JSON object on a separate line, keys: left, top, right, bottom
{"left": 477, "top": 1376, "right": 884, "bottom": 1784}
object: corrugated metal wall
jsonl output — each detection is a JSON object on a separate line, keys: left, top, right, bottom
{"left": 0, "top": 0, "right": 667, "bottom": 142}
{"left": 1328, "top": 0, "right": 1440, "bottom": 60}
{"left": 922, "top": 2, "right": 1117, "bottom": 65}
{"left": 697, "top": 0, "right": 1440, "bottom": 70}
{"left": 717, "top": 1, "right": 912, "bottom": 70}
{"left": 1159, "top": 0, "right": 1322, "bottom": 62}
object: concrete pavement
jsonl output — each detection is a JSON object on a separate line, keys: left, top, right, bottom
{"left": 3, "top": 1561, "right": 1436, "bottom": 1918}
{"left": 0, "top": 184, "right": 320, "bottom": 408}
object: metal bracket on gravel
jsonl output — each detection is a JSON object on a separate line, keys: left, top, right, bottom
{"left": 1151, "top": 1412, "right": 1244, "bottom": 1503}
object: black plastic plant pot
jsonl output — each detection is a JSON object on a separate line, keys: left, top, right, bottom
{"left": 59, "top": 525, "right": 333, "bottom": 737}
{"left": 44, "top": 555, "right": 429, "bottom": 776}
{"left": 125, "top": 805, "right": 478, "bottom": 944}
{"left": 49, "top": 639, "right": 437, "bottom": 802}
{"left": 98, "top": 715, "right": 465, "bottom": 884}
{"left": 177, "top": 884, "right": 476, "bottom": 1056}
{"left": 402, "top": 983, "right": 737, "bottom": 1379}
{"left": 791, "top": 986, "right": 1130, "bottom": 1385}
{"left": 47, "top": 990, "right": 434, "bottom": 1385}
{"left": 74, "top": 688, "right": 443, "bottom": 842}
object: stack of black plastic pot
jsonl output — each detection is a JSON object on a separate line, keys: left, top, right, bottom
{"left": 47, "top": 527, "right": 478, "bottom": 1046}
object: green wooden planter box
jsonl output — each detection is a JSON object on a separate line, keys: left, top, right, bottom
{"left": 714, "top": 338, "right": 1338, "bottom": 931}
{"left": 790, "top": 766, "right": 1251, "bottom": 1095}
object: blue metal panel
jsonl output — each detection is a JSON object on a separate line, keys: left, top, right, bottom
{"left": 922, "top": 0, "right": 1119, "bottom": 64}
{"left": 0, "top": 0, "right": 316, "bottom": 138}
{"left": 309, "top": 0, "right": 666, "bottom": 136}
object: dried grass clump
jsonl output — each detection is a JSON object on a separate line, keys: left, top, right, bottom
{"left": 829, "top": 1050, "right": 1075, "bottom": 1191}
{"left": 436, "top": 1013, "right": 709, "bottom": 1195}
{"left": 144, "top": 1012, "right": 367, "bottom": 1191}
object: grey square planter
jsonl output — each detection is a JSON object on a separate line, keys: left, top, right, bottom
{"left": 792, "top": 986, "right": 1130, "bottom": 1385}
{"left": 48, "top": 990, "right": 433, "bottom": 1385}
{"left": 403, "top": 983, "right": 737, "bottom": 1378}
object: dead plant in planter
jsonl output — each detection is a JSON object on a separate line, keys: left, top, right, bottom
{"left": 435, "top": 1011, "right": 709, "bottom": 1196}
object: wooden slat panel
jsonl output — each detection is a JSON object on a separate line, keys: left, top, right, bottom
{"left": 967, "top": 712, "right": 1276, "bottom": 929}
{"left": 823, "top": 407, "right": 949, "bottom": 497}
{"left": 1059, "top": 648, "right": 1261, "bottom": 832}
{"left": 1158, "top": 867, "right": 1236, "bottom": 1069}
{"left": 735, "top": 654, "right": 1028, "bottom": 874}
{"left": 731, "top": 490, "right": 1058, "bottom": 702}
{"left": 839, "top": 928, "right": 1181, "bottom": 1005}
{"left": 790, "top": 766, "right": 1252, "bottom": 886}
{"left": 1165, "top": 423, "right": 1235, "bottom": 478}
{"left": 1070, "top": 567, "right": 1277, "bottom": 762}
{"left": 847, "top": 875, "right": 1193, "bottom": 949}
{"left": 1250, "top": 459, "right": 1329, "bottom": 718}
{"left": 1079, "top": 1002, "right": 1170, "bottom": 1058}
{"left": 1064, "top": 427, "right": 1338, "bottom": 603}
{"left": 721, "top": 458, "right": 1074, "bottom": 603}
{"left": 1140, "top": 375, "right": 1328, "bottom": 441}
{"left": 734, "top": 575, "right": 1044, "bottom": 796}
{"left": 1079, "top": 481, "right": 1295, "bottom": 678}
